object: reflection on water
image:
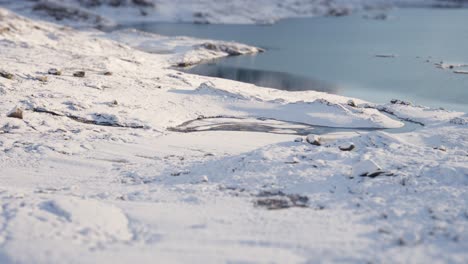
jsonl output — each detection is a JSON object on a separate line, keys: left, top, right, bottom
{"left": 185, "top": 64, "right": 340, "bottom": 93}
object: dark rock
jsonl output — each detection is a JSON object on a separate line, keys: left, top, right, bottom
{"left": 255, "top": 198, "right": 290, "bottom": 210}
{"left": 390, "top": 99, "right": 411, "bottom": 105}
{"left": 177, "top": 62, "right": 193, "bottom": 67}
{"left": 339, "top": 143, "right": 355, "bottom": 151}
{"left": 434, "top": 146, "right": 447, "bottom": 152}
{"left": 103, "top": 71, "right": 112, "bottom": 76}
{"left": 353, "top": 159, "right": 383, "bottom": 177}
{"left": 255, "top": 190, "right": 309, "bottom": 210}
{"left": 365, "top": 171, "right": 386, "bottom": 178}
{"left": 7, "top": 107, "right": 23, "bottom": 119}
{"left": 347, "top": 99, "right": 357, "bottom": 107}
{"left": 306, "top": 134, "right": 321, "bottom": 146}
{"left": 73, "top": 71, "right": 86, "bottom": 77}
{"left": 0, "top": 70, "right": 14, "bottom": 80}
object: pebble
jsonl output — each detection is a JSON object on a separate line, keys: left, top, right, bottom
{"left": 339, "top": 143, "right": 355, "bottom": 151}
{"left": 347, "top": 100, "right": 357, "bottom": 107}
{"left": 306, "top": 134, "right": 321, "bottom": 146}
{"left": 73, "top": 71, "right": 85, "bottom": 77}
{"left": 48, "top": 68, "right": 62, "bottom": 75}
{"left": 352, "top": 159, "right": 382, "bottom": 177}
{"left": 0, "top": 70, "right": 14, "bottom": 79}
{"left": 7, "top": 107, "right": 23, "bottom": 119}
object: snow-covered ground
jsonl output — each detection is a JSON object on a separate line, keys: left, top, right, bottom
{"left": 0, "top": 4, "right": 467, "bottom": 264}
{"left": 0, "top": 0, "right": 465, "bottom": 27}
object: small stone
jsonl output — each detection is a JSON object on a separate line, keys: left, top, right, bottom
{"left": 73, "top": 71, "right": 85, "bottom": 77}
{"left": 36, "top": 76, "right": 48, "bottom": 82}
{"left": 48, "top": 68, "right": 62, "bottom": 75}
{"left": 177, "top": 62, "right": 191, "bottom": 67}
{"left": 202, "top": 175, "right": 209, "bottom": 183}
{"left": 0, "top": 70, "right": 14, "bottom": 80}
{"left": 434, "top": 145, "right": 447, "bottom": 152}
{"left": 306, "top": 134, "right": 321, "bottom": 146}
{"left": 103, "top": 71, "right": 112, "bottom": 76}
{"left": 352, "top": 159, "right": 383, "bottom": 178}
{"left": 339, "top": 143, "right": 355, "bottom": 151}
{"left": 112, "top": 100, "right": 118, "bottom": 105}
{"left": 294, "top": 137, "right": 304, "bottom": 142}
{"left": 347, "top": 99, "right": 357, "bottom": 107}
{"left": 7, "top": 107, "right": 23, "bottom": 119}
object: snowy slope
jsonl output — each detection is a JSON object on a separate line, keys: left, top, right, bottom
{"left": 0, "top": 6, "right": 467, "bottom": 264}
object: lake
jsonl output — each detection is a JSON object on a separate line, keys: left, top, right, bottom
{"left": 130, "top": 8, "right": 468, "bottom": 112}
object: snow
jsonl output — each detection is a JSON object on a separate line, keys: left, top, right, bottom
{"left": 352, "top": 159, "right": 382, "bottom": 177}
{"left": 105, "top": 28, "right": 263, "bottom": 66}
{"left": 0, "top": 4, "right": 467, "bottom": 264}
{"left": 0, "top": 0, "right": 459, "bottom": 27}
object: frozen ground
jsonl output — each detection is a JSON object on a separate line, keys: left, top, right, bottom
{"left": 0, "top": 4, "right": 467, "bottom": 264}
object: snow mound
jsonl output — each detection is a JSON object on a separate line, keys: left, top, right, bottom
{"left": 40, "top": 197, "right": 133, "bottom": 241}
{"left": 352, "top": 159, "right": 382, "bottom": 177}
{"left": 378, "top": 101, "right": 465, "bottom": 126}
{"left": 192, "top": 83, "right": 405, "bottom": 128}
{"left": 106, "top": 29, "right": 262, "bottom": 67}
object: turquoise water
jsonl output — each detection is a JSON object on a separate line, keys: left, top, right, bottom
{"left": 131, "top": 8, "right": 468, "bottom": 112}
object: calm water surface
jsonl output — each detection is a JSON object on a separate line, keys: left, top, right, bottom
{"left": 131, "top": 8, "right": 468, "bottom": 112}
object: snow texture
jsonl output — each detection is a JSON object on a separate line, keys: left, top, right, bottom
{"left": 0, "top": 3, "right": 467, "bottom": 264}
